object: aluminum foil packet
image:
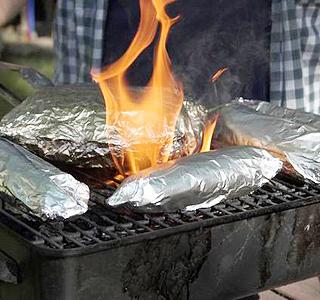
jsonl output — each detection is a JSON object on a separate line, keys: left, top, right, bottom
{"left": 0, "top": 138, "right": 90, "bottom": 219}
{"left": 107, "top": 147, "right": 282, "bottom": 212}
{"left": 0, "top": 84, "right": 208, "bottom": 170}
{"left": 213, "top": 99, "right": 320, "bottom": 183}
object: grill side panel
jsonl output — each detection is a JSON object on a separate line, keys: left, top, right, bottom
{"left": 191, "top": 204, "right": 320, "bottom": 299}
{"left": 1, "top": 203, "right": 320, "bottom": 300}
{"left": 0, "top": 225, "right": 38, "bottom": 300}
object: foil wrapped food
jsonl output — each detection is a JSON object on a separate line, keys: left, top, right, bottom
{"left": 107, "top": 147, "right": 282, "bottom": 212}
{"left": 0, "top": 138, "right": 89, "bottom": 219}
{"left": 0, "top": 84, "right": 207, "bottom": 170}
{"left": 213, "top": 99, "right": 320, "bottom": 183}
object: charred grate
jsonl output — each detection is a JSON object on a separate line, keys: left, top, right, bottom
{"left": 0, "top": 175, "right": 320, "bottom": 251}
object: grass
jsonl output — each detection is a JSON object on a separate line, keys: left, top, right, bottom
{"left": 0, "top": 43, "right": 54, "bottom": 119}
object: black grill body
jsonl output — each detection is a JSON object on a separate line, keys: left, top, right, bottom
{"left": 1, "top": 178, "right": 320, "bottom": 300}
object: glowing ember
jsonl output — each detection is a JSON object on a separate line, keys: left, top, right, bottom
{"left": 210, "top": 67, "right": 228, "bottom": 83}
{"left": 92, "top": 0, "right": 219, "bottom": 178}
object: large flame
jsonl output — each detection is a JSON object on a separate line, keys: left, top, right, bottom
{"left": 93, "top": 0, "right": 216, "bottom": 178}
{"left": 92, "top": 0, "right": 184, "bottom": 176}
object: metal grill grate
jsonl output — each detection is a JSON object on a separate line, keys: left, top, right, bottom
{"left": 0, "top": 175, "right": 320, "bottom": 251}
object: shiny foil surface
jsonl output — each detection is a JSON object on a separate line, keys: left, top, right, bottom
{"left": 214, "top": 99, "right": 320, "bottom": 183}
{"left": 107, "top": 147, "right": 282, "bottom": 212}
{"left": 0, "top": 85, "right": 207, "bottom": 169}
{"left": 0, "top": 138, "right": 89, "bottom": 219}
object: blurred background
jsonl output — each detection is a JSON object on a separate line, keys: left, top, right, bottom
{"left": 0, "top": 0, "right": 271, "bottom": 119}
{"left": 0, "top": 0, "right": 55, "bottom": 119}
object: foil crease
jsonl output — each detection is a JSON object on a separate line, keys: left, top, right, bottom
{"left": 107, "top": 147, "right": 282, "bottom": 212}
{"left": 0, "top": 138, "right": 90, "bottom": 219}
{"left": 0, "top": 85, "right": 207, "bottom": 169}
{"left": 214, "top": 99, "right": 320, "bottom": 183}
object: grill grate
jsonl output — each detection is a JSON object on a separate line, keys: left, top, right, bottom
{"left": 0, "top": 176, "right": 320, "bottom": 251}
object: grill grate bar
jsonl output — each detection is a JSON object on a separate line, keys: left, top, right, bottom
{"left": 196, "top": 209, "right": 215, "bottom": 218}
{"left": 213, "top": 207, "right": 233, "bottom": 215}
{"left": 273, "top": 178, "right": 319, "bottom": 197}
{"left": 79, "top": 216, "right": 120, "bottom": 240}
{"left": 239, "top": 198, "right": 260, "bottom": 209}
{"left": 89, "top": 195, "right": 153, "bottom": 234}
{"left": 145, "top": 215, "right": 171, "bottom": 228}
{"left": 0, "top": 209, "right": 63, "bottom": 249}
{"left": 268, "top": 182, "right": 306, "bottom": 199}
{"left": 1, "top": 177, "right": 320, "bottom": 250}
{"left": 97, "top": 214, "right": 137, "bottom": 236}
{"left": 180, "top": 211, "right": 199, "bottom": 222}
{"left": 258, "top": 187, "right": 291, "bottom": 203}
{"left": 226, "top": 202, "right": 247, "bottom": 212}
{"left": 67, "top": 223, "right": 102, "bottom": 243}
{"left": 253, "top": 194, "right": 277, "bottom": 206}
{"left": 121, "top": 215, "right": 154, "bottom": 232}
{"left": 48, "top": 226, "right": 86, "bottom": 248}
{"left": 165, "top": 214, "right": 185, "bottom": 225}
{"left": 305, "top": 180, "right": 320, "bottom": 191}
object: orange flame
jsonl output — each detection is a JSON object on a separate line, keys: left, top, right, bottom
{"left": 200, "top": 114, "right": 219, "bottom": 152}
{"left": 93, "top": 0, "right": 221, "bottom": 178}
{"left": 92, "top": 0, "right": 183, "bottom": 176}
{"left": 210, "top": 67, "right": 228, "bottom": 83}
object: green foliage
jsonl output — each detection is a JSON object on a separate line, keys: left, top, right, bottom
{"left": 0, "top": 47, "right": 54, "bottom": 119}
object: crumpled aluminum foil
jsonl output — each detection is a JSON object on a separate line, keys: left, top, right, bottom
{"left": 0, "top": 84, "right": 208, "bottom": 170}
{"left": 0, "top": 138, "right": 90, "bottom": 219}
{"left": 214, "top": 99, "right": 320, "bottom": 183}
{"left": 107, "top": 147, "right": 282, "bottom": 212}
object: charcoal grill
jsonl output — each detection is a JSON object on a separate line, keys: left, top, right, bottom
{"left": 1, "top": 172, "right": 320, "bottom": 300}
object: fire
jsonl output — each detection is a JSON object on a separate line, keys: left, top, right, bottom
{"left": 200, "top": 114, "right": 219, "bottom": 153}
{"left": 210, "top": 68, "right": 228, "bottom": 83}
{"left": 92, "top": 0, "right": 217, "bottom": 178}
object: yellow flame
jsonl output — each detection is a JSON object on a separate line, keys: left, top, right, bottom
{"left": 92, "top": 0, "right": 223, "bottom": 179}
{"left": 200, "top": 114, "right": 219, "bottom": 152}
{"left": 92, "top": 0, "right": 183, "bottom": 176}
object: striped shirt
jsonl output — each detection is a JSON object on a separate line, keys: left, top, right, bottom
{"left": 53, "top": 0, "right": 320, "bottom": 115}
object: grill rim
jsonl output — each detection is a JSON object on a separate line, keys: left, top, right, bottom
{"left": 1, "top": 194, "right": 319, "bottom": 258}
